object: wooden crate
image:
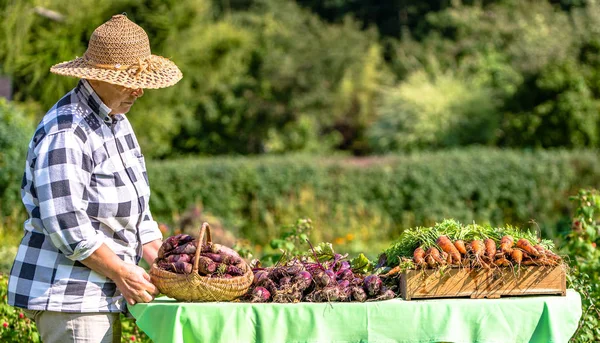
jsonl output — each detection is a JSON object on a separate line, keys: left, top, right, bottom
{"left": 399, "top": 265, "right": 566, "bottom": 300}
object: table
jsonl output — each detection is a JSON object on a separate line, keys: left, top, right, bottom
{"left": 128, "top": 289, "right": 582, "bottom": 343}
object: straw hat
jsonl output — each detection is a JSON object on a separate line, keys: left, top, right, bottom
{"left": 50, "top": 14, "right": 182, "bottom": 89}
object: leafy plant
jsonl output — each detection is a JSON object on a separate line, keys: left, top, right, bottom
{"left": 260, "top": 218, "right": 313, "bottom": 265}
{"left": 562, "top": 190, "right": 600, "bottom": 342}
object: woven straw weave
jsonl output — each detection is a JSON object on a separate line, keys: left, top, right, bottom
{"left": 50, "top": 14, "right": 182, "bottom": 89}
{"left": 150, "top": 222, "right": 254, "bottom": 302}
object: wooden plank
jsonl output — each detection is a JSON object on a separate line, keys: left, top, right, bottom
{"left": 400, "top": 265, "right": 566, "bottom": 300}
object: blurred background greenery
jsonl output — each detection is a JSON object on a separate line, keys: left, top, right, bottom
{"left": 1, "top": 0, "right": 600, "bottom": 341}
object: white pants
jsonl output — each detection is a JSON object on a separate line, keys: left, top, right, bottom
{"left": 23, "top": 309, "right": 121, "bottom": 343}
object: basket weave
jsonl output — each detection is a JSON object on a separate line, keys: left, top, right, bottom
{"left": 150, "top": 222, "right": 253, "bottom": 302}
{"left": 50, "top": 14, "right": 182, "bottom": 89}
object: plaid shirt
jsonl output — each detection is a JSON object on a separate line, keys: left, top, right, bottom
{"left": 8, "top": 79, "right": 162, "bottom": 313}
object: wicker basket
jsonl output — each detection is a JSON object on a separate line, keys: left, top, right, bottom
{"left": 150, "top": 222, "right": 254, "bottom": 302}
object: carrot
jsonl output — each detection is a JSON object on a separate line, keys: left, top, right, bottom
{"left": 533, "top": 244, "right": 562, "bottom": 261}
{"left": 454, "top": 240, "right": 467, "bottom": 255}
{"left": 445, "top": 251, "right": 453, "bottom": 265}
{"left": 537, "top": 257, "right": 559, "bottom": 266}
{"left": 413, "top": 247, "right": 426, "bottom": 266}
{"left": 510, "top": 249, "right": 523, "bottom": 265}
{"left": 469, "top": 240, "right": 485, "bottom": 258}
{"left": 544, "top": 250, "right": 562, "bottom": 261}
{"left": 427, "top": 247, "right": 444, "bottom": 263}
{"left": 494, "top": 258, "right": 510, "bottom": 267}
{"left": 523, "top": 258, "right": 559, "bottom": 266}
{"left": 440, "top": 251, "right": 450, "bottom": 265}
{"left": 516, "top": 239, "right": 540, "bottom": 257}
{"left": 426, "top": 247, "right": 444, "bottom": 267}
{"left": 484, "top": 238, "right": 497, "bottom": 261}
{"left": 533, "top": 244, "right": 546, "bottom": 254}
{"left": 500, "top": 235, "right": 514, "bottom": 254}
{"left": 425, "top": 255, "right": 436, "bottom": 268}
{"left": 436, "top": 235, "right": 462, "bottom": 264}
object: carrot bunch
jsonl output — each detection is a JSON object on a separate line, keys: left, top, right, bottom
{"left": 412, "top": 235, "right": 562, "bottom": 269}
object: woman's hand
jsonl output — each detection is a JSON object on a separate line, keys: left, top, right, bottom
{"left": 81, "top": 243, "right": 159, "bottom": 305}
{"left": 113, "top": 263, "right": 159, "bottom": 305}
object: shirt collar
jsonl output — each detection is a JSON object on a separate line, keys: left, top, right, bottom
{"left": 75, "top": 79, "right": 123, "bottom": 124}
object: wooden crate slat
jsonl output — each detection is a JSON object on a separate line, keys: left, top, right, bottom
{"left": 400, "top": 265, "right": 566, "bottom": 300}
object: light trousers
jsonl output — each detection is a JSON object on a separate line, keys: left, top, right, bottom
{"left": 23, "top": 309, "right": 121, "bottom": 343}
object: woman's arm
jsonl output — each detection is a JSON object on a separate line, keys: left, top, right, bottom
{"left": 82, "top": 244, "right": 159, "bottom": 305}
{"left": 142, "top": 239, "right": 162, "bottom": 266}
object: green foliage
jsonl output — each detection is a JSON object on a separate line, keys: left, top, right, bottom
{"left": 367, "top": 70, "right": 501, "bottom": 152}
{"left": 0, "top": 99, "right": 34, "bottom": 220}
{"left": 260, "top": 218, "right": 313, "bottom": 265}
{"left": 0, "top": 0, "right": 386, "bottom": 157}
{"left": 143, "top": 149, "right": 600, "bottom": 256}
{"left": 0, "top": 246, "right": 17, "bottom": 276}
{"left": 387, "top": 1, "right": 600, "bottom": 151}
{"left": 561, "top": 190, "right": 600, "bottom": 342}
{"left": 350, "top": 253, "right": 373, "bottom": 274}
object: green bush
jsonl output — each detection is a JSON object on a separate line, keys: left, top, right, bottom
{"left": 144, "top": 148, "right": 600, "bottom": 255}
{"left": 367, "top": 70, "right": 501, "bottom": 152}
{"left": 388, "top": 1, "right": 600, "bottom": 151}
{"left": 561, "top": 190, "right": 600, "bottom": 342}
{"left": 0, "top": 0, "right": 387, "bottom": 157}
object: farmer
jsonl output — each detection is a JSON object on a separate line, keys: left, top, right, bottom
{"left": 7, "top": 14, "right": 182, "bottom": 342}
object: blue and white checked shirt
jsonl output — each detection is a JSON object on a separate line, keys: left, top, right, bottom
{"left": 8, "top": 79, "right": 163, "bottom": 313}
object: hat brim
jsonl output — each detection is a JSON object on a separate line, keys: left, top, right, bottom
{"left": 50, "top": 55, "right": 182, "bottom": 89}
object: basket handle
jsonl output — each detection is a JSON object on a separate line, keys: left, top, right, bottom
{"left": 192, "top": 222, "right": 212, "bottom": 274}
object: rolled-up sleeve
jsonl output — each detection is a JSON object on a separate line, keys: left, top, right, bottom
{"left": 33, "top": 129, "right": 104, "bottom": 261}
{"left": 137, "top": 154, "right": 163, "bottom": 245}
{"left": 138, "top": 210, "right": 163, "bottom": 245}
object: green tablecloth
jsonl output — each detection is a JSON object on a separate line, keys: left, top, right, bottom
{"left": 128, "top": 289, "right": 582, "bottom": 343}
